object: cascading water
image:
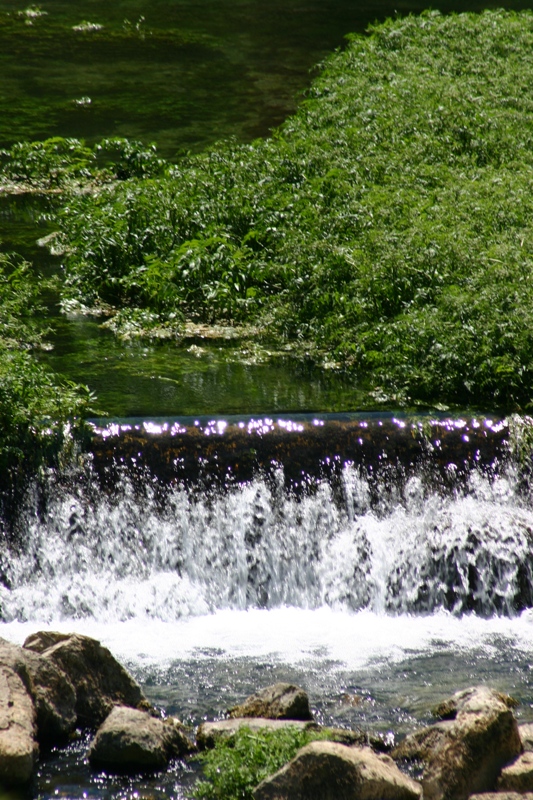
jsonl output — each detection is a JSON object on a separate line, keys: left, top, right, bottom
{"left": 1, "top": 413, "right": 528, "bottom": 621}
{"left": 3, "top": 454, "right": 533, "bottom": 622}
{"left": 3, "top": 413, "right": 533, "bottom": 799}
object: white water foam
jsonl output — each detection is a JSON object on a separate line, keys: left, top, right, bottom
{"left": 2, "top": 464, "right": 532, "bottom": 624}
{"left": 3, "top": 607, "right": 533, "bottom": 675}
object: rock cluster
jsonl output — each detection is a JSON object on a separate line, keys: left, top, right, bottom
{"left": 0, "top": 631, "right": 188, "bottom": 789}
{"left": 392, "top": 686, "right": 522, "bottom": 800}
{"left": 1, "top": 631, "right": 533, "bottom": 800}
{"left": 253, "top": 740, "right": 422, "bottom": 800}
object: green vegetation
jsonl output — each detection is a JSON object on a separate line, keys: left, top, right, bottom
{"left": 0, "top": 136, "right": 167, "bottom": 191}
{"left": 47, "top": 10, "right": 533, "bottom": 411}
{"left": 192, "top": 726, "right": 334, "bottom": 800}
{"left": 0, "top": 253, "right": 93, "bottom": 494}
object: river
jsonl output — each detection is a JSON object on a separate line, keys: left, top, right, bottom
{"left": 2, "top": 1, "right": 533, "bottom": 798}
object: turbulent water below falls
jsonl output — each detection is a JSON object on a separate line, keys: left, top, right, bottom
{"left": 3, "top": 415, "right": 533, "bottom": 798}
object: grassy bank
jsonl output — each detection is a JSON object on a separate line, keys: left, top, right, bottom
{"left": 6, "top": 9, "right": 533, "bottom": 411}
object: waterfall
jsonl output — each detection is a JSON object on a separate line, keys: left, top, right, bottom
{"left": 2, "top": 414, "right": 532, "bottom": 625}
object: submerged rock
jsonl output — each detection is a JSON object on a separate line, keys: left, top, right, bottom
{"left": 23, "top": 631, "right": 149, "bottom": 728}
{"left": 228, "top": 683, "right": 313, "bottom": 721}
{"left": 392, "top": 686, "right": 522, "bottom": 800}
{"left": 252, "top": 741, "right": 422, "bottom": 800}
{"left": 0, "top": 637, "right": 76, "bottom": 743}
{"left": 88, "top": 705, "right": 193, "bottom": 771}
{"left": 0, "top": 665, "right": 38, "bottom": 786}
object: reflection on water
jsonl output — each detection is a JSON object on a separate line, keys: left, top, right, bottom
{"left": 40, "top": 315, "right": 371, "bottom": 415}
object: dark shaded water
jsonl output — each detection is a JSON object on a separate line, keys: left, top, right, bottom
{"left": 1, "top": 0, "right": 531, "bottom": 158}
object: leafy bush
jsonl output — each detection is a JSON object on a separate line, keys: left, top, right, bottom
{"left": 0, "top": 254, "right": 93, "bottom": 487}
{"left": 0, "top": 136, "right": 167, "bottom": 190}
{"left": 192, "top": 726, "right": 335, "bottom": 800}
{"left": 55, "top": 10, "right": 533, "bottom": 410}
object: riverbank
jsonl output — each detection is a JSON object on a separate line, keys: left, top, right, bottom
{"left": 2, "top": 10, "right": 533, "bottom": 468}
{"left": 0, "top": 252, "right": 91, "bottom": 519}
{"left": 28, "top": 9, "right": 533, "bottom": 413}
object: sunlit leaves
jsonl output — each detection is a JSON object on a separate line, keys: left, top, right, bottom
{"left": 56, "top": 9, "right": 533, "bottom": 409}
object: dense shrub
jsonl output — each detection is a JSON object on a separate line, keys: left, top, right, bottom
{"left": 0, "top": 136, "right": 167, "bottom": 190}
{"left": 53, "top": 10, "right": 533, "bottom": 409}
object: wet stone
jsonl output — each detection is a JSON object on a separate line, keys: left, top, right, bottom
{"left": 0, "top": 665, "right": 38, "bottom": 786}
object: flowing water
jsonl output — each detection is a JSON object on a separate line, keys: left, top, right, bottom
{"left": 3, "top": 0, "right": 533, "bottom": 797}
{"left": 3, "top": 415, "right": 533, "bottom": 797}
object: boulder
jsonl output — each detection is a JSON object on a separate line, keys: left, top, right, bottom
{"left": 0, "top": 665, "right": 38, "bottom": 786}
{"left": 88, "top": 705, "right": 193, "bottom": 771}
{"left": 520, "top": 723, "right": 533, "bottom": 751}
{"left": 228, "top": 683, "right": 313, "bottom": 721}
{"left": 498, "top": 751, "right": 533, "bottom": 792}
{"left": 392, "top": 721, "right": 454, "bottom": 761}
{"left": 469, "top": 795, "right": 533, "bottom": 799}
{"left": 392, "top": 686, "right": 522, "bottom": 800}
{"left": 23, "top": 631, "right": 149, "bottom": 728}
{"left": 197, "top": 718, "right": 318, "bottom": 750}
{"left": 252, "top": 741, "right": 422, "bottom": 800}
{"left": 432, "top": 689, "right": 518, "bottom": 721}
{"left": 0, "top": 637, "right": 76, "bottom": 743}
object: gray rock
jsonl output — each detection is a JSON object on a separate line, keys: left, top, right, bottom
{"left": 23, "top": 631, "right": 149, "bottom": 728}
{"left": 392, "top": 721, "right": 454, "bottom": 761}
{"left": 0, "top": 665, "right": 38, "bottom": 786}
{"left": 88, "top": 706, "right": 193, "bottom": 771}
{"left": 393, "top": 686, "right": 522, "bottom": 800}
{"left": 498, "top": 751, "right": 533, "bottom": 792}
{"left": 0, "top": 637, "right": 76, "bottom": 743}
{"left": 432, "top": 689, "right": 518, "bottom": 721}
{"left": 252, "top": 741, "right": 422, "bottom": 800}
{"left": 229, "top": 683, "right": 313, "bottom": 721}
{"left": 197, "top": 718, "right": 319, "bottom": 750}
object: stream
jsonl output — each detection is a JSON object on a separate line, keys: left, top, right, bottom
{"left": 3, "top": 1, "right": 533, "bottom": 798}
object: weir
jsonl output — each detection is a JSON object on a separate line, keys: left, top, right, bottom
{"left": 1, "top": 414, "right": 531, "bottom": 624}
{"left": 88, "top": 413, "right": 510, "bottom": 485}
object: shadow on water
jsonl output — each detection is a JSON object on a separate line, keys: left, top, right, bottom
{"left": 1, "top": 0, "right": 533, "bottom": 157}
